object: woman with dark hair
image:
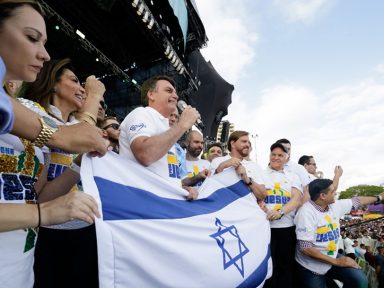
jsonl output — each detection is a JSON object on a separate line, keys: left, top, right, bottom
{"left": 0, "top": 2, "right": 100, "bottom": 287}
{"left": 20, "top": 58, "right": 104, "bottom": 287}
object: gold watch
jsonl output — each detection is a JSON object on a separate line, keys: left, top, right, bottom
{"left": 33, "top": 116, "right": 59, "bottom": 148}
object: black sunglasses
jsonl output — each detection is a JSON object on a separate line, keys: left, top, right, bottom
{"left": 102, "top": 123, "right": 119, "bottom": 130}
{"left": 100, "top": 100, "right": 108, "bottom": 110}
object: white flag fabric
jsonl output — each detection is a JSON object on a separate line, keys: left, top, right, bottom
{"left": 81, "top": 152, "right": 272, "bottom": 288}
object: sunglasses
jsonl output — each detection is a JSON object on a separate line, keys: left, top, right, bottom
{"left": 102, "top": 123, "right": 119, "bottom": 130}
{"left": 100, "top": 100, "right": 108, "bottom": 110}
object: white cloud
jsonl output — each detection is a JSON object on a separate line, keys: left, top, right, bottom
{"left": 272, "top": 0, "right": 332, "bottom": 23}
{"left": 226, "top": 79, "right": 384, "bottom": 191}
{"left": 194, "top": 1, "right": 384, "bottom": 191}
{"left": 376, "top": 63, "right": 384, "bottom": 74}
{"left": 195, "top": 0, "right": 258, "bottom": 83}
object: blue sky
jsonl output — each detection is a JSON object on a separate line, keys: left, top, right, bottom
{"left": 195, "top": 0, "right": 384, "bottom": 190}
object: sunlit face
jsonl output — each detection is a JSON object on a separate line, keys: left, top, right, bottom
{"left": 54, "top": 69, "right": 85, "bottom": 111}
{"left": 148, "top": 80, "right": 178, "bottom": 117}
{"left": 231, "top": 135, "right": 250, "bottom": 158}
{"left": 186, "top": 132, "right": 204, "bottom": 158}
{"left": 304, "top": 157, "right": 317, "bottom": 175}
{"left": 0, "top": 5, "right": 50, "bottom": 82}
{"left": 208, "top": 146, "right": 223, "bottom": 162}
{"left": 269, "top": 147, "right": 288, "bottom": 171}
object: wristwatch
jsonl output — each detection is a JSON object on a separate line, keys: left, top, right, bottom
{"left": 278, "top": 209, "right": 285, "bottom": 217}
{"left": 245, "top": 177, "right": 253, "bottom": 186}
{"left": 32, "top": 116, "right": 59, "bottom": 148}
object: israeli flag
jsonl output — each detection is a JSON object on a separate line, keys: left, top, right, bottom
{"left": 81, "top": 153, "right": 271, "bottom": 288}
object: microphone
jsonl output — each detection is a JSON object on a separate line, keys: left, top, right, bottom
{"left": 177, "top": 100, "right": 205, "bottom": 130}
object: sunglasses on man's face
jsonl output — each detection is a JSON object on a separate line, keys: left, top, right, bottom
{"left": 100, "top": 100, "right": 107, "bottom": 110}
{"left": 103, "top": 123, "right": 119, "bottom": 130}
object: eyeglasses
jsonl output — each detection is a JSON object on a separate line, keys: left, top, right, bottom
{"left": 102, "top": 123, "right": 119, "bottom": 130}
{"left": 308, "top": 163, "right": 317, "bottom": 166}
{"left": 100, "top": 100, "right": 108, "bottom": 110}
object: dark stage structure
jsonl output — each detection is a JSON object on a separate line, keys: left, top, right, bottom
{"left": 39, "top": 0, "right": 234, "bottom": 139}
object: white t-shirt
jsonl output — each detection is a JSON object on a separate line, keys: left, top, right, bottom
{"left": 264, "top": 167, "right": 301, "bottom": 228}
{"left": 210, "top": 155, "right": 265, "bottom": 186}
{"left": 119, "top": 106, "right": 181, "bottom": 186}
{"left": 308, "top": 173, "right": 317, "bottom": 182}
{"left": 0, "top": 133, "right": 44, "bottom": 288}
{"left": 343, "top": 237, "right": 355, "bottom": 254}
{"left": 185, "top": 158, "right": 210, "bottom": 187}
{"left": 19, "top": 99, "right": 88, "bottom": 230}
{"left": 285, "top": 160, "right": 310, "bottom": 192}
{"left": 295, "top": 200, "right": 352, "bottom": 275}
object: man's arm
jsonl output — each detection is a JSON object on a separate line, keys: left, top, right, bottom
{"left": 130, "top": 107, "right": 199, "bottom": 166}
{"left": 181, "top": 169, "right": 210, "bottom": 187}
{"left": 303, "top": 247, "right": 360, "bottom": 269}
{"left": 357, "top": 191, "right": 384, "bottom": 206}
{"left": 332, "top": 165, "right": 343, "bottom": 191}
{"left": 214, "top": 158, "right": 242, "bottom": 174}
{"left": 10, "top": 98, "right": 108, "bottom": 155}
{"left": 267, "top": 187, "right": 301, "bottom": 220}
{"left": 236, "top": 165, "right": 266, "bottom": 200}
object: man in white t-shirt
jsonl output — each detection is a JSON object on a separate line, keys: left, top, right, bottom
{"left": 275, "top": 139, "right": 310, "bottom": 202}
{"left": 182, "top": 130, "right": 210, "bottom": 187}
{"left": 298, "top": 155, "right": 344, "bottom": 192}
{"left": 263, "top": 142, "right": 302, "bottom": 288}
{"left": 298, "top": 155, "right": 318, "bottom": 182}
{"left": 294, "top": 178, "right": 384, "bottom": 287}
{"left": 210, "top": 130, "right": 266, "bottom": 201}
{"left": 119, "top": 75, "right": 200, "bottom": 199}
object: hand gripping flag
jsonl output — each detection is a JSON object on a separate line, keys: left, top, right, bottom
{"left": 81, "top": 152, "right": 272, "bottom": 287}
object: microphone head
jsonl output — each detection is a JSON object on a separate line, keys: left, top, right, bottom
{"left": 177, "top": 100, "right": 187, "bottom": 111}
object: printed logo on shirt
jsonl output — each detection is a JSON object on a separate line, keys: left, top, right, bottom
{"left": 315, "top": 215, "right": 339, "bottom": 255}
{"left": 265, "top": 182, "right": 291, "bottom": 211}
{"left": 0, "top": 146, "right": 15, "bottom": 155}
{"left": 129, "top": 123, "right": 146, "bottom": 132}
{"left": 48, "top": 150, "right": 72, "bottom": 181}
{"left": 167, "top": 151, "right": 180, "bottom": 179}
{"left": 187, "top": 165, "right": 203, "bottom": 187}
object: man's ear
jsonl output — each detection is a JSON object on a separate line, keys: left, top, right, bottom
{"left": 101, "top": 129, "right": 108, "bottom": 137}
{"left": 148, "top": 90, "right": 155, "bottom": 102}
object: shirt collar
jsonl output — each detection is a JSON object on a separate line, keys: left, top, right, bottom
{"left": 310, "top": 200, "right": 329, "bottom": 212}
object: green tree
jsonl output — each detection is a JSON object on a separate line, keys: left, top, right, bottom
{"left": 338, "top": 185, "right": 384, "bottom": 199}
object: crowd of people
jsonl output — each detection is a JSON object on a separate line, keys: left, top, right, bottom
{"left": 1, "top": 1, "right": 384, "bottom": 288}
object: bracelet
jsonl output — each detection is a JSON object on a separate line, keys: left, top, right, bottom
{"left": 69, "top": 162, "right": 81, "bottom": 174}
{"left": 36, "top": 203, "right": 41, "bottom": 228}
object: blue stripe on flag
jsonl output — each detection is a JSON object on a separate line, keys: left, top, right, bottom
{"left": 95, "top": 176, "right": 251, "bottom": 220}
{"left": 237, "top": 245, "right": 271, "bottom": 288}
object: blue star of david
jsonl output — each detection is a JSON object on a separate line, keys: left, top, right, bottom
{"left": 209, "top": 218, "right": 249, "bottom": 277}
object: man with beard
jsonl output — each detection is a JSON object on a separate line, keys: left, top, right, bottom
{"left": 182, "top": 130, "right": 210, "bottom": 187}
{"left": 100, "top": 116, "right": 120, "bottom": 153}
{"left": 210, "top": 130, "right": 266, "bottom": 201}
